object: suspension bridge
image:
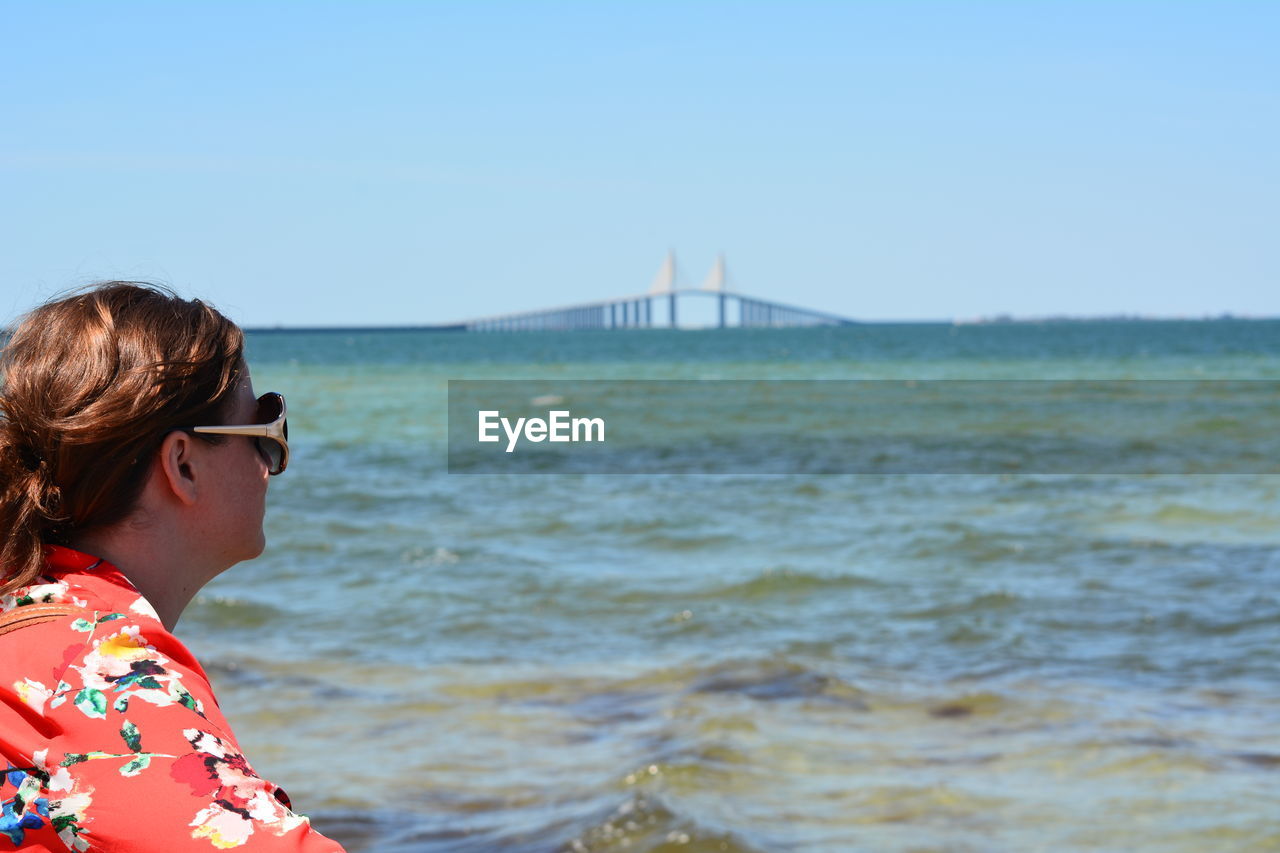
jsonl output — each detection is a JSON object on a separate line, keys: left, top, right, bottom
{"left": 461, "top": 252, "right": 855, "bottom": 332}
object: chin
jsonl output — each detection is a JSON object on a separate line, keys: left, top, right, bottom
{"left": 229, "top": 532, "right": 267, "bottom": 566}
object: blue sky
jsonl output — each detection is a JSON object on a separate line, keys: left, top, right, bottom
{"left": 3, "top": 1, "right": 1277, "bottom": 327}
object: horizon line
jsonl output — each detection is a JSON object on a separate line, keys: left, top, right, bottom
{"left": 242, "top": 313, "right": 1278, "bottom": 334}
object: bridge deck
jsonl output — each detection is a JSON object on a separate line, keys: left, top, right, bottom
{"left": 463, "top": 289, "right": 854, "bottom": 331}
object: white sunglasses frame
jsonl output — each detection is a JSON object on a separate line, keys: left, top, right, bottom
{"left": 191, "top": 392, "right": 290, "bottom": 475}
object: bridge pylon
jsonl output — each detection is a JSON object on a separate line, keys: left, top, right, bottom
{"left": 460, "top": 253, "right": 855, "bottom": 331}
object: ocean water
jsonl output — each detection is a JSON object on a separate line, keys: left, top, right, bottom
{"left": 185, "top": 321, "right": 1280, "bottom": 852}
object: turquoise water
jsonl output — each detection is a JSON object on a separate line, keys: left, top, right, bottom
{"left": 186, "top": 322, "right": 1280, "bottom": 851}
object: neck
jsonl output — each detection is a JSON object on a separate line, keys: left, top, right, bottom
{"left": 68, "top": 526, "right": 214, "bottom": 632}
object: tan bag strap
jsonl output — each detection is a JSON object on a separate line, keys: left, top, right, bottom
{"left": 0, "top": 603, "right": 82, "bottom": 638}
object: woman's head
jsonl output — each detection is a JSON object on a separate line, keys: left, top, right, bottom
{"left": 0, "top": 282, "right": 246, "bottom": 594}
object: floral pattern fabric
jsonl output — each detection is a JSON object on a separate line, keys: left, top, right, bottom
{"left": 1, "top": 546, "right": 345, "bottom": 851}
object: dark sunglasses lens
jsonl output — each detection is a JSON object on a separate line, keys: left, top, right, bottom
{"left": 256, "top": 393, "right": 284, "bottom": 423}
{"left": 254, "top": 437, "right": 285, "bottom": 474}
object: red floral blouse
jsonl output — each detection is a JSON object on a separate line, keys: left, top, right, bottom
{"left": 1, "top": 546, "right": 345, "bottom": 851}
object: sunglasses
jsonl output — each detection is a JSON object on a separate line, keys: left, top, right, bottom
{"left": 192, "top": 392, "right": 290, "bottom": 475}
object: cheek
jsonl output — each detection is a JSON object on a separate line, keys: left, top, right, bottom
{"left": 234, "top": 472, "right": 268, "bottom": 557}
{"left": 232, "top": 444, "right": 269, "bottom": 516}
{"left": 246, "top": 464, "right": 269, "bottom": 510}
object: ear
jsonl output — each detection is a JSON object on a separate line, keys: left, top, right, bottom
{"left": 155, "top": 430, "right": 200, "bottom": 507}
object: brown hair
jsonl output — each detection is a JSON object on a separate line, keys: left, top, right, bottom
{"left": 0, "top": 282, "right": 245, "bottom": 594}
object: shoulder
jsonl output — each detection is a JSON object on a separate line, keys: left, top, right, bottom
{"left": 2, "top": 573, "right": 100, "bottom": 701}
{"left": 4, "top": 567, "right": 225, "bottom": 732}
{"left": 44, "top": 591, "right": 226, "bottom": 739}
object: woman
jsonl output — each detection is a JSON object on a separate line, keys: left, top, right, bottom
{"left": 0, "top": 283, "right": 344, "bottom": 851}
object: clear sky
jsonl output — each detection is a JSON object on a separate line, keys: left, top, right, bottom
{"left": 3, "top": 1, "right": 1277, "bottom": 327}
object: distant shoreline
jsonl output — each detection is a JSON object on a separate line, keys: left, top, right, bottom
{"left": 951, "top": 313, "right": 1272, "bottom": 326}
{"left": 243, "top": 315, "right": 1277, "bottom": 333}
{"left": 245, "top": 323, "right": 468, "bottom": 334}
